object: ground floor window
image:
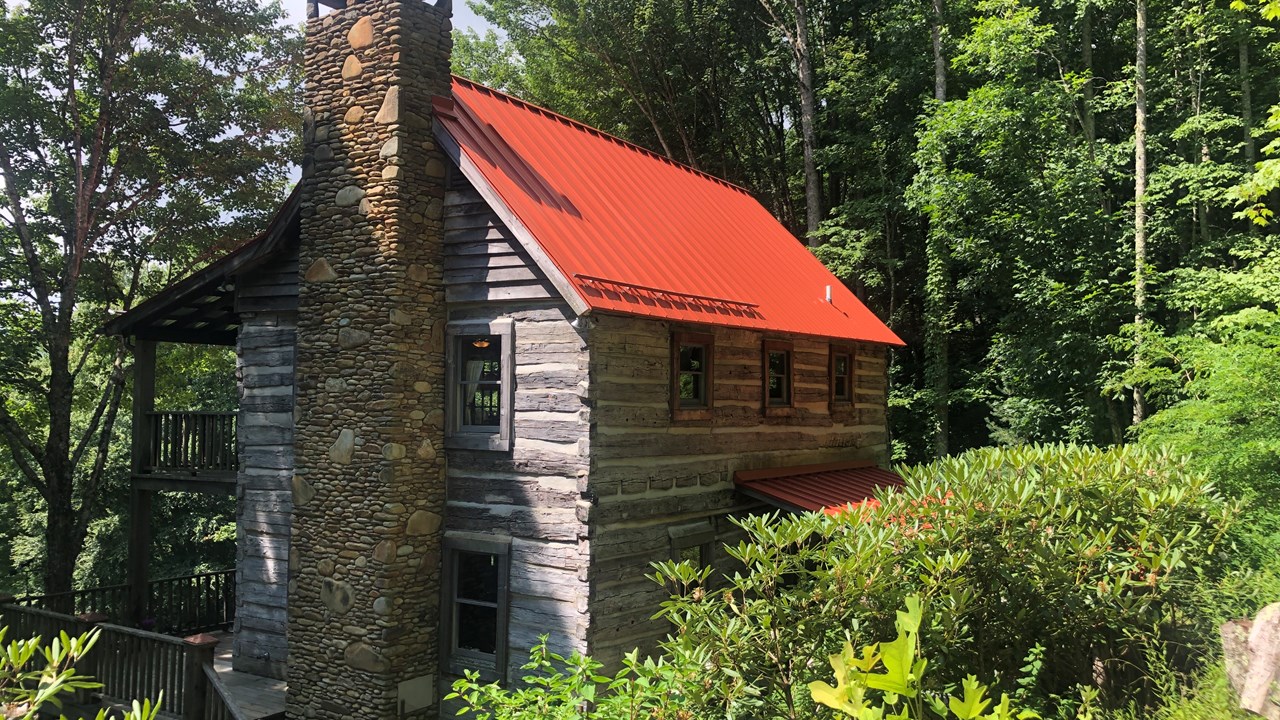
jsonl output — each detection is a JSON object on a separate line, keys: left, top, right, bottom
{"left": 443, "top": 536, "right": 510, "bottom": 680}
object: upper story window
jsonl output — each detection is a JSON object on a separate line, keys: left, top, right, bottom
{"left": 671, "top": 331, "right": 714, "bottom": 420}
{"left": 831, "top": 346, "right": 854, "bottom": 404}
{"left": 446, "top": 319, "right": 514, "bottom": 451}
{"left": 763, "top": 340, "right": 793, "bottom": 409}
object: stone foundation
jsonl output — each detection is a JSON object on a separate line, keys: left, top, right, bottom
{"left": 289, "top": 0, "right": 452, "bottom": 717}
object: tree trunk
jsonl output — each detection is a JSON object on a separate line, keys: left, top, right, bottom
{"left": 927, "top": 0, "right": 951, "bottom": 458}
{"left": 933, "top": 0, "right": 947, "bottom": 102}
{"left": 1082, "top": 6, "right": 1096, "bottom": 145}
{"left": 794, "top": 0, "right": 823, "bottom": 242}
{"left": 1239, "top": 24, "right": 1256, "bottom": 167}
{"left": 1132, "top": 0, "right": 1149, "bottom": 425}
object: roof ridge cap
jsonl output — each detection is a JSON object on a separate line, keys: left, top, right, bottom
{"left": 450, "top": 74, "right": 754, "bottom": 196}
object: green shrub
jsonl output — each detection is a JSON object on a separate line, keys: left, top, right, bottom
{"left": 652, "top": 444, "right": 1238, "bottom": 719}
{"left": 445, "top": 637, "right": 708, "bottom": 719}
{"left": 0, "top": 627, "right": 160, "bottom": 720}
{"left": 809, "top": 595, "right": 1038, "bottom": 720}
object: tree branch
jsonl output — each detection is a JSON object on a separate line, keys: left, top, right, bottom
{"left": 74, "top": 346, "right": 127, "bottom": 530}
{"left": 0, "top": 399, "right": 48, "bottom": 499}
{"left": 0, "top": 142, "right": 58, "bottom": 332}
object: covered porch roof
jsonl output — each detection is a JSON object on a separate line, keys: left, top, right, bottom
{"left": 102, "top": 189, "right": 300, "bottom": 346}
{"left": 734, "top": 461, "right": 905, "bottom": 515}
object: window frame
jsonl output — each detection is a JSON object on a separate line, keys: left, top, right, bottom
{"left": 829, "top": 345, "right": 855, "bottom": 406}
{"left": 445, "top": 319, "right": 515, "bottom": 452}
{"left": 762, "top": 339, "right": 794, "bottom": 413}
{"left": 669, "top": 520, "right": 715, "bottom": 565}
{"left": 441, "top": 534, "right": 512, "bottom": 682}
{"left": 670, "top": 331, "right": 715, "bottom": 421}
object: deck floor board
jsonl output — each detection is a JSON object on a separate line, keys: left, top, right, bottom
{"left": 213, "top": 632, "right": 286, "bottom": 719}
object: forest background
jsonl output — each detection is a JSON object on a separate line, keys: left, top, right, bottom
{"left": 0, "top": 0, "right": 1277, "bottom": 630}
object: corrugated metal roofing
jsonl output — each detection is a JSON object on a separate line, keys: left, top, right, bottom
{"left": 435, "top": 77, "right": 905, "bottom": 346}
{"left": 734, "top": 461, "right": 905, "bottom": 514}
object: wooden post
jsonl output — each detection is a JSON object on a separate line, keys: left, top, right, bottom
{"left": 128, "top": 341, "right": 157, "bottom": 626}
{"left": 183, "top": 632, "right": 219, "bottom": 720}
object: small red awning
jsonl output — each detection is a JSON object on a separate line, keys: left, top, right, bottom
{"left": 734, "top": 461, "right": 904, "bottom": 515}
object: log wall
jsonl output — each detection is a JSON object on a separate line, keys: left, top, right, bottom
{"left": 583, "top": 313, "right": 889, "bottom": 666}
{"left": 441, "top": 168, "right": 591, "bottom": 684}
{"left": 232, "top": 263, "right": 297, "bottom": 680}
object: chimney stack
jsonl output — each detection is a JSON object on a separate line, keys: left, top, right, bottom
{"left": 291, "top": 0, "right": 452, "bottom": 717}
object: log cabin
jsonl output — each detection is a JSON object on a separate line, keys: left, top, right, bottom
{"left": 98, "top": 0, "right": 906, "bottom": 717}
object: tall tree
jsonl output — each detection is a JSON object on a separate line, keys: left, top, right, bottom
{"left": 1132, "top": 0, "right": 1150, "bottom": 424}
{"left": 924, "top": 0, "right": 952, "bottom": 457}
{"left": 0, "top": 0, "right": 297, "bottom": 595}
{"left": 760, "top": 0, "right": 824, "bottom": 239}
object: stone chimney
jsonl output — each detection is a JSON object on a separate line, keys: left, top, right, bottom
{"left": 291, "top": 0, "right": 451, "bottom": 717}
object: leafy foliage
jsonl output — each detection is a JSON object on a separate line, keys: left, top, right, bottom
{"left": 445, "top": 636, "right": 708, "bottom": 719}
{"left": 810, "top": 596, "right": 1037, "bottom": 720}
{"left": 0, "top": 627, "right": 160, "bottom": 720}
{"left": 651, "top": 445, "right": 1237, "bottom": 719}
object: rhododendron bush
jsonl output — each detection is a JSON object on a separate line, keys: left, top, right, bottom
{"left": 651, "top": 444, "right": 1238, "bottom": 718}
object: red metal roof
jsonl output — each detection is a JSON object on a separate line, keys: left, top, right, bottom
{"left": 734, "top": 461, "right": 905, "bottom": 515}
{"left": 435, "top": 77, "right": 904, "bottom": 346}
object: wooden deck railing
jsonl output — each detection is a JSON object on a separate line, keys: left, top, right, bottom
{"left": 0, "top": 604, "right": 219, "bottom": 720}
{"left": 12, "top": 569, "right": 235, "bottom": 635}
{"left": 201, "top": 665, "right": 251, "bottom": 720}
{"left": 148, "top": 571, "right": 237, "bottom": 635}
{"left": 145, "top": 411, "right": 237, "bottom": 475}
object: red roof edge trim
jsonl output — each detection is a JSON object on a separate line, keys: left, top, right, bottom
{"left": 449, "top": 75, "right": 754, "bottom": 197}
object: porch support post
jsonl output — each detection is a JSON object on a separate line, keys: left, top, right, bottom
{"left": 128, "top": 341, "right": 156, "bottom": 625}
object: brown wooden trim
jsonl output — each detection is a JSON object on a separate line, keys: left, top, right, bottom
{"left": 762, "top": 339, "right": 794, "bottom": 414}
{"left": 671, "top": 331, "right": 715, "bottom": 421}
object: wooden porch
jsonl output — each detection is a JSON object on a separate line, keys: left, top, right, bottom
{"left": 0, "top": 600, "right": 285, "bottom": 720}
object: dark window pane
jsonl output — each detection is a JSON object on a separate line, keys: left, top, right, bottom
{"left": 677, "top": 544, "right": 704, "bottom": 567}
{"left": 459, "top": 336, "right": 502, "bottom": 428}
{"left": 456, "top": 552, "right": 499, "bottom": 602}
{"left": 678, "top": 373, "right": 703, "bottom": 405}
{"left": 463, "top": 384, "right": 501, "bottom": 426}
{"left": 456, "top": 603, "right": 498, "bottom": 654}
{"left": 834, "top": 376, "right": 849, "bottom": 399}
{"left": 834, "top": 355, "right": 849, "bottom": 376}
{"left": 768, "top": 351, "right": 788, "bottom": 376}
{"left": 679, "top": 345, "right": 704, "bottom": 372}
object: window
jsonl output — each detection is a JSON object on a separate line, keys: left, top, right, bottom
{"left": 446, "top": 320, "right": 514, "bottom": 451}
{"left": 763, "top": 340, "right": 793, "bottom": 409}
{"left": 671, "top": 332, "right": 714, "bottom": 419}
{"left": 443, "top": 536, "right": 510, "bottom": 680}
{"left": 668, "top": 520, "right": 715, "bottom": 592}
{"left": 830, "top": 347, "right": 853, "bottom": 404}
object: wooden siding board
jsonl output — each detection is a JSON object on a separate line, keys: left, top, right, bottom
{"left": 233, "top": 312, "right": 294, "bottom": 681}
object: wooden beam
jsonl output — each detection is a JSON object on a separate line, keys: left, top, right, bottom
{"left": 131, "top": 328, "right": 237, "bottom": 346}
{"left": 127, "top": 488, "right": 153, "bottom": 624}
{"left": 132, "top": 474, "right": 237, "bottom": 496}
{"left": 127, "top": 341, "right": 156, "bottom": 625}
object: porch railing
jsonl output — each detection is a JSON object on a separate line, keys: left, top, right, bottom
{"left": 0, "top": 604, "right": 220, "bottom": 720}
{"left": 201, "top": 664, "right": 251, "bottom": 720}
{"left": 145, "top": 411, "right": 238, "bottom": 475}
{"left": 12, "top": 569, "right": 235, "bottom": 635}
